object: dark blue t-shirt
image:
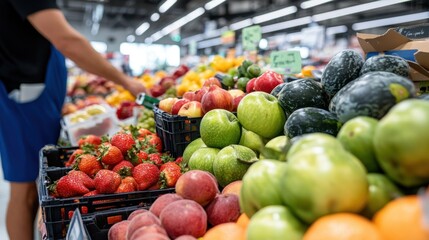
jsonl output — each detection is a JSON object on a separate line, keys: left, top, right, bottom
{"left": 0, "top": 0, "right": 58, "bottom": 92}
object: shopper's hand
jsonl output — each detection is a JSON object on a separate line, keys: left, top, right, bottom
{"left": 124, "top": 78, "right": 147, "bottom": 97}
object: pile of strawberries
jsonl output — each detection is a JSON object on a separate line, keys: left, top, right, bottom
{"left": 49, "top": 126, "right": 184, "bottom": 198}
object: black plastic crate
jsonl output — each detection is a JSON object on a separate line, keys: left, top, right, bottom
{"left": 43, "top": 205, "right": 144, "bottom": 240}
{"left": 84, "top": 205, "right": 145, "bottom": 240}
{"left": 39, "top": 145, "right": 78, "bottom": 170}
{"left": 153, "top": 105, "right": 202, "bottom": 157}
{"left": 38, "top": 167, "right": 174, "bottom": 223}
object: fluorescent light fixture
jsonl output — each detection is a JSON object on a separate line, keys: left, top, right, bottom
{"left": 312, "top": 0, "right": 412, "bottom": 22}
{"left": 229, "top": 18, "right": 253, "bottom": 31}
{"left": 161, "top": 7, "right": 205, "bottom": 35}
{"left": 151, "top": 7, "right": 205, "bottom": 42}
{"left": 253, "top": 6, "right": 297, "bottom": 24}
{"left": 301, "top": 0, "right": 334, "bottom": 9}
{"left": 205, "top": 26, "right": 229, "bottom": 38}
{"left": 126, "top": 35, "right": 136, "bottom": 42}
{"left": 159, "top": 0, "right": 177, "bottom": 13}
{"left": 352, "top": 11, "right": 429, "bottom": 30}
{"left": 261, "top": 16, "right": 312, "bottom": 33}
{"left": 197, "top": 37, "right": 222, "bottom": 49}
{"left": 205, "top": 0, "right": 226, "bottom": 10}
{"left": 150, "top": 13, "right": 160, "bottom": 22}
{"left": 326, "top": 25, "right": 348, "bottom": 35}
{"left": 135, "top": 22, "right": 150, "bottom": 35}
{"left": 182, "top": 34, "right": 205, "bottom": 45}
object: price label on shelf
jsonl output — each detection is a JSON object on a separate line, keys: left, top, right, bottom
{"left": 242, "top": 25, "right": 261, "bottom": 51}
{"left": 66, "top": 208, "right": 89, "bottom": 240}
{"left": 270, "top": 50, "right": 302, "bottom": 75}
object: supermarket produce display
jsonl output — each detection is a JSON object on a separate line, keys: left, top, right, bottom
{"left": 36, "top": 29, "right": 429, "bottom": 239}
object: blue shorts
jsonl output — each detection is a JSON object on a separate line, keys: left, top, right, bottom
{"left": 0, "top": 46, "right": 67, "bottom": 182}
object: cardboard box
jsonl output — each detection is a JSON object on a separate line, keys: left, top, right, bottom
{"left": 357, "top": 28, "right": 429, "bottom": 82}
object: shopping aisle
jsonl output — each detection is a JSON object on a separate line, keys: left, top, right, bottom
{"left": 0, "top": 168, "right": 10, "bottom": 240}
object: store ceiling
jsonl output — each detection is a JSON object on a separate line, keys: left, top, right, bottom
{"left": 59, "top": 0, "right": 429, "bottom": 46}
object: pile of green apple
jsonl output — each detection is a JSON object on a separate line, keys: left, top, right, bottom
{"left": 181, "top": 91, "right": 288, "bottom": 188}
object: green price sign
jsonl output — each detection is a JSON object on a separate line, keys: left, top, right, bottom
{"left": 242, "top": 25, "right": 261, "bottom": 51}
{"left": 270, "top": 50, "right": 302, "bottom": 75}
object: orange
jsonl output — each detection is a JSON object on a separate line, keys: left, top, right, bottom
{"left": 373, "top": 195, "right": 429, "bottom": 240}
{"left": 203, "top": 223, "right": 246, "bottom": 240}
{"left": 301, "top": 65, "right": 317, "bottom": 77}
{"left": 303, "top": 213, "right": 383, "bottom": 240}
{"left": 236, "top": 213, "right": 250, "bottom": 229}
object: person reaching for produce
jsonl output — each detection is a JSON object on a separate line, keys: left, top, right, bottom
{"left": 0, "top": 0, "right": 147, "bottom": 239}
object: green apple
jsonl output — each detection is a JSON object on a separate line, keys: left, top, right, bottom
{"left": 213, "top": 145, "right": 258, "bottom": 187}
{"left": 237, "top": 91, "right": 286, "bottom": 139}
{"left": 182, "top": 138, "right": 206, "bottom": 165}
{"left": 246, "top": 205, "right": 306, "bottom": 240}
{"left": 239, "top": 127, "right": 267, "bottom": 154}
{"left": 188, "top": 147, "right": 220, "bottom": 175}
{"left": 200, "top": 109, "right": 241, "bottom": 148}
{"left": 259, "top": 135, "right": 288, "bottom": 160}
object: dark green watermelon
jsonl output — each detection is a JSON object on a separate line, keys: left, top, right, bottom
{"left": 360, "top": 55, "right": 409, "bottom": 77}
{"left": 329, "top": 71, "right": 416, "bottom": 123}
{"left": 277, "top": 78, "right": 329, "bottom": 116}
{"left": 284, "top": 107, "right": 342, "bottom": 138}
{"left": 270, "top": 82, "right": 287, "bottom": 98}
{"left": 321, "top": 50, "right": 364, "bottom": 98}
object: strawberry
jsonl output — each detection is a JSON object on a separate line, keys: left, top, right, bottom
{"left": 54, "top": 174, "right": 91, "bottom": 198}
{"left": 65, "top": 149, "right": 84, "bottom": 167}
{"left": 112, "top": 160, "right": 134, "bottom": 177}
{"left": 174, "top": 156, "right": 183, "bottom": 165}
{"left": 99, "top": 144, "right": 123, "bottom": 166}
{"left": 74, "top": 154, "right": 103, "bottom": 177}
{"left": 127, "top": 147, "right": 149, "bottom": 166}
{"left": 94, "top": 170, "right": 122, "bottom": 194}
{"left": 67, "top": 170, "right": 95, "bottom": 190}
{"left": 83, "top": 190, "right": 98, "bottom": 197}
{"left": 78, "top": 134, "right": 102, "bottom": 148}
{"left": 146, "top": 134, "right": 162, "bottom": 153}
{"left": 132, "top": 163, "right": 160, "bottom": 191}
{"left": 148, "top": 153, "right": 163, "bottom": 166}
{"left": 159, "top": 162, "right": 182, "bottom": 188}
{"left": 110, "top": 132, "right": 135, "bottom": 155}
{"left": 115, "top": 176, "right": 137, "bottom": 193}
{"left": 138, "top": 128, "right": 153, "bottom": 139}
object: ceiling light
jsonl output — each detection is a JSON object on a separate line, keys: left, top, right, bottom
{"left": 259, "top": 38, "right": 268, "bottom": 49}
{"left": 159, "top": 0, "right": 177, "bottom": 13}
{"left": 151, "top": 31, "right": 164, "bottom": 42}
{"left": 352, "top": 11, "right": 429, "bottom": 31}
{"left": 150, "top": 13, "right": 160, "bottom": 22}
{"left": 229, "top": 18, "right": 253, "bottom": 31}
{"left": 300, "top": 0, "right": 334, "bottom": 9}
{"left": 135, "top": 22, "right": 150, "bottom": 36}
{"left": 261, "top": 16, "right": 312, "bottom": 33}
{"left": 182, "top": 34, "right": 205, "bottom": 45}
{"left": 126, "top": 35, "right": 136, "bottom": 42}
{"left": 205, "top": 0, "right": 226, "bottom": 10}
{"left": 312, "top": 0, "right": 412, "bottom": 22}
{"left": 197, "top": 37, "right": 222, "bottom": 49}
{"left": 326, "top": 25, "right": 348, "bottom": 35}
{"left": 253, "top": 6, "right": 297, "bottom": 24}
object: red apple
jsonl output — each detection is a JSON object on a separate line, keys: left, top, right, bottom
{"left": 159, "top": 76, "right": 175, "bottom": 90}
{"left": 228, "top": 89, "right": 245, "bottom": 98}
{"left": 203, "top": 77, "right": 222, "bottom": 88}
{"left": 193, "top": 87, "right": 209, "bottom": 102}
{"left": 232, "top": 95, "right": 245, "bottom": 112}
{"left": 158, "top": 97, "right": 178, "bottom": 114}
{"left": 150, "top": 85, "right": 166, "bottom": 98}
{"left": 171, "top": 98, "right": 191, "bottom": 115}
{"left": 149, "top": 193, "right": 183, "bottom": 217}
{"left": 246, "top": 78, "right": 257, "bottom": 93}
{"left": 205, "top": 193, "right": 241, "bottom": 226}
{"left": 175, "top": 170, "right": 219, "bottom": 207}
{"left": 183, "top": 91, "right": 196, "bottom": 101}
{"left": 253, "top": 70, "right": 284, "bottom": 93}
{"left": 177, "top": 101, "right": 203, "bottom": 118}
{"left": 201, "top": 85, "right": 234, "bottom": 114}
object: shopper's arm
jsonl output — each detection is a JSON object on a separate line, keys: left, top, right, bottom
{"left": 27, "top": 8, "right": 146, "bottom": 96}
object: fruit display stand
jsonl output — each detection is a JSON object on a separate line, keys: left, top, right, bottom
{"left": 38, "top": 145, "right": 174, "bottom": 239}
